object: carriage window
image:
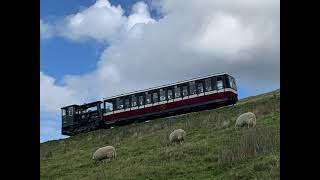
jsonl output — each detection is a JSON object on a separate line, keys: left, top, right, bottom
{"left": 189, "top": 81, "right": 196, "bottom": 95}
{"left": 131, "top": 95, "right": 137, "bottom": 107}
{"left": 124, "top": 98, "right": 130, "bottom": 109}
{"left": 105, "top": 102, "right": 113, "bottom": 112}
{"left": 138, "top": 95, "right": 144, "bottom": 106}
{"left": 145, "top": 92, "right": 152, "bottom": 104}
{"left": 167, "top": 89, "right": 173, "bottom": 100}
{"left": 116, "top": 98, "right": 124, "bottom": 110}
{"left": 153, "top": 92, "right": 158, "bottom": 103}
{"left": 197, "top": 82, "right": 204, "bottom": 93}
{"left": 228, "top": 76, "right": 237, "bottom": 90}
{"left": 62, "top": 109, "right": 66, "bottom": 116}
{"left": 174, "top": 86, "right": 181, "bottom": 98}
{"left": 182, "top": 85, "right": 188, "bottom": 96}
{"left": 217, "top": 80, "right": 223, "bottom": 90}
{"left": 160, "top": 89, "right": 166, "bottom": 101}
{"left": 205, "top": 78, "right": 212, "bottom": 92}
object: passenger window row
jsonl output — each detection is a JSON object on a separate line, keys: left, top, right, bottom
{"left": 111, "top": 76, "right": 227, "bottom": 110}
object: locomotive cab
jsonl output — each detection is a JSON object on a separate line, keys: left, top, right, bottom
{"left": 61, "top": 101, "right": 104, "bottom": 136}
{"left": 61, "top": 105, "right": 76, "bottom": 127}
{"left": 61, "top": 105, "right": 77, "bottom": 135}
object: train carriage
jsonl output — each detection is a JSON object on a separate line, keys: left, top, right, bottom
{"left": 61, "top": 72, "right": 238, "bottom": 136}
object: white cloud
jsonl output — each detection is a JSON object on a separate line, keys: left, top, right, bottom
{"left": 127, "top": 1, "right": 155, "bottom": 30}
{"left": 58, "top": 0, "right": 126, "bottom": 42}
{"left": 42, "top": 0, "right": 155, "bottom": 43}
{"left": 40, "top": 0, "right": 279, "bottom": 141}
{"left": 41, "top": 0, "right": 280, "bottom": 106}
{"left": 40, "top": 72, "right": 82, "bottom": 113}
{"left": 186, "top": 12, "right": 256, "bottom": 59}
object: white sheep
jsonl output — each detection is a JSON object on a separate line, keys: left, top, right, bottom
{"left": 92, "top": 146, "right": 116, "bottom": 162}
{"left": 169, "top": 129, "right": 186, "bottom": 144}
{"left": 235, "top": 112, "right": 256, "bottom": 128}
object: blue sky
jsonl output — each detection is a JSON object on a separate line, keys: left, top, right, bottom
{"left": 40, "top": 0, "right": 160, "bottom": 82}
{"left": 40, "top": 0, "right": 279, "bottom": 143}
{"left": 40, "top": 0, "right": 163, "bottom": 142}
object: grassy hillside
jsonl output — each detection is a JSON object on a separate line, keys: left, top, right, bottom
{"left": 40, "top": 89, "right": 280, "bottom": 180}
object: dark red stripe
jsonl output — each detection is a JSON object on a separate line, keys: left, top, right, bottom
{"left": 104, "top": 91, "right": 237, "bottom": 121}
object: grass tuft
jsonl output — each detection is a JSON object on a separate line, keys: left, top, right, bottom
{"left": 218, "top": 127, "right": 279, "bottom": 166}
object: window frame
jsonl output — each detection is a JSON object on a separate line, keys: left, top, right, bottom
{"left": 116, "top": 97, "right": 124, "bottom": 110}
{"left": 152, "top": 91, "right": 159, "bottom": 103}
{"left": 124, "top": 97, "right": 130, "bottom": 109}
{"left": 62, "top": 109, "right": 66, "bottom": 116}
{"left": 68, "top": 107, "right": 73, "bottom": 116}
{"left": 104, "top": 101, "right": 114, "bottom": 112}
{"left": 174, "top": 85, "right": 181, "bottom": 98}
{"left": 228, "top": 75, "right": 237, "bottom": 90}
{"left": 182, "top": 84, "right": 188, "bottom": 97}
{"left": 167, "top": 88, "right": 173, "bottom": 100}
{"left": 217, "top": 77, "right": 224, "bottom": 90}
{"left": 145, "top": 92, "right": 152, "bottom": 104}
{"left": 131, "top": 95, "right": 137, "bottom": 107}
{"left": 138, "top": 94, "right": 144, "bottom": 106}
{"left": 189, "top": 81, "right": 197, "bottom": 95}
{"left": 205, "top": 78, "right": 212, "bottom": 92}
{"left": 160, "top": 88, "right": 166, "bottom": 102}
{"left": 197, "top": 80, "right": 204, "bottom": 94}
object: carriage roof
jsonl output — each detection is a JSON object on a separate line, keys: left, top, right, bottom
{"left": 103, "top": 72, "right": 230, "bottom": 101}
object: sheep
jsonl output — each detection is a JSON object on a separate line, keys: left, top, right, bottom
{"left": 169, "top": 129, "right": 186, "bottom": 144}
{"left": 92, "top": 146, "right": 116, "bottom": 162}
{"left": 235, "top": 112, "right": 256, "bottom": 128}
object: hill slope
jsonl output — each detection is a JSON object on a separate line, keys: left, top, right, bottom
{"left": 40, "top": 89, "right": 280, "bottom": 180}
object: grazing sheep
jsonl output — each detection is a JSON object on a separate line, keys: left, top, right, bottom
{"left": 169, "top": 129, "right": 186, "bottom": 144}
{"left": 92, "top": 146, "right": 116, "bottom": 162}
{"left": 235, "top": 112, "right": 256, "bottom": 128}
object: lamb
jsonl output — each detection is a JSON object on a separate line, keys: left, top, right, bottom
{"left": 235, "top": 112, "right": 256, "bottom": 128}
{"left": 92, "top": 146, "right": 116, "bottom": 162}
{"left": 169, "top": 129, "right": 186, "bottom": 144}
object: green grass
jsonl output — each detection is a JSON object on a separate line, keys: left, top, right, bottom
{"left": 40, "top": 89, "right": 280, "bottom": 180}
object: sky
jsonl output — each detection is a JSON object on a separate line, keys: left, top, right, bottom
{"left": 40, "top": 0, "right": 280, "bottom": 143}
